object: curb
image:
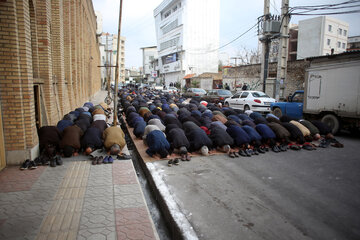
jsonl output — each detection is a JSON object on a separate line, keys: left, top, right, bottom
{"left": 122, "top": 116, "right": 199, "bottom": 240}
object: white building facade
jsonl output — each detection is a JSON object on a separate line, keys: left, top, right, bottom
{"left": 140, "top": 46, "right": 158, "bottom": 82}
{"left": 154, "top": 0, "right": 220, "bottom": 87}
{"left": 297, "top": 16, "right": 349, "bottom": 59}
{"left": 98, "top": 33, "right": 126, "bottom": 86}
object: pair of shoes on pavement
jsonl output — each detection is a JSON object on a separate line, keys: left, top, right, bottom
{"left": 103, "top": 156, "right": 114, "bottom": 164}
{"left": 229, "top": 151, "right": 240, "bottom": 158}
{"left": 91, "top": 156, "right": 104, "bottom": 165}
{"left": 272, "top": 145, "right": 281, "bottom": 153}
{"left": 50, "top": 156, "right": 63, "bottom": 167}
{"left": 117, "top": 154, "right": 132, "bottom": 160}
{"left": 20, "top": 159, "right": 37, "bottom": 170}
{"left": 239, "top": 149, "right": 252, "bottom": 157}
{"left": 168, "top": 158, "right": 180, "bottom": 167}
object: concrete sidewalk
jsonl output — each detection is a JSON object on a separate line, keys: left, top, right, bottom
{"left": 0, "top": 90, "right": 159, "bottom": 240}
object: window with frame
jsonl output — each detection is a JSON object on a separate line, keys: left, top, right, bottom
{"left": 164, "top": 10, "right": 171, "bottom": 18}
{"left": 344, "top": 30, "right": 347, "bottom": 36}
{"left": 240, "top": 92, "right": 249, "bottom": 98}
{"left": 231, "top": 92, "right": 241, "bottom": 99}
{"left": 338, "top": 28, "right": 342, "bottom": 35}
{"left": 337, "top": 41, "right": 341, "bottom": 48}
{"left": 328, "top": 25, "right": 332, "bottom": 32}
{"left": 342, "top": 43, "right": 346, "bottom": 49}
{"left": 327, "top": 39, "right": 331, "bottom": 45}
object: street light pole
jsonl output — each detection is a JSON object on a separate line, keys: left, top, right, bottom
{"left": 113, "top": 0, "right": 123, "bottom": 125}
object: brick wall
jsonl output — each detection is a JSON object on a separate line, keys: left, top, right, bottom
{"left": 0, "top": 0, "right": 101, "bottom": 165}
{"left": 223, "top": 60, "right": 310, "bottom": 98}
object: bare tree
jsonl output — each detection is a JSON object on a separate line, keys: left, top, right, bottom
{"left": 235, "top": 46, "right": 261, "bottom": 65}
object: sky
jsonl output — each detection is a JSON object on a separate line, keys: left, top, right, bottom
{"left": 92, "top": 0, "right": 360, "bottom": 68}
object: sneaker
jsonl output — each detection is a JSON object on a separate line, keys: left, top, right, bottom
{"left": 258, "top": 147, "right": 266, "bottom": 154}
{"left": 173, "top": 158, "right": 180, "bottom": 165}
{"left": 103, "top": 156, "right": 109, "bottom": 164}
{"left": 50, "top": 157, "right": 56, "bottom": 167}
{"left": 245, "top": 149, "right": 252, "bottom": 157}
{"left": 97, "top": 156, "right": 103, "bottom": 164}
{"left": 92, "top": 157, "right": 97, "bottom": 165}
{"left": 55, "top": 156, "right": 63, "bottom": 165}
{"left": 34, "top": 157, "right": 41, "bottom": 165}
{"left": 29, "top": 161, "right": 37, "bottom": 170}
{"left": 20, "top": 159, "right": 30, "bottom": 170}
{"left": 108, "top": 156, "right": 114, "bottom": 164}
{"left": 168, "top": 159, "right": 173, "bottom": 167}
{"left": 238, "top": 150, "right": 247, "bottom": 157}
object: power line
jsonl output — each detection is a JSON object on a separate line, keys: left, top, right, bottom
{"left": 187, "top": 21, "right": 260, "bottom": 55}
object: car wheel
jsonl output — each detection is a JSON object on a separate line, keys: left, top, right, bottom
{"left": 272, "top": 108, "right": 282, "bottom": 118}
{"left": 224, "top": 102, "right": 229, "bottom": 107}
{"left": 321, "top": 114, "right": 340, "bottom": 135}
{"left": 244, "top": 105, "right": 250, "bottom": 111}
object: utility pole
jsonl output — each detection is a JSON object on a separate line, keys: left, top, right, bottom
{"left": 113, "top": 0, "right": 123, "bottom": 125}
{"left": 260, "top": 0, "right": 270, "bottom": 93}
{"left": 275, "top": 0, "right": 290, "bottom": 101}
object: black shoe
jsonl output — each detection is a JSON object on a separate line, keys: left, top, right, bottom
{"left": 258, "top": 147, "right": 266, "bottom": 154}
{"left": 168, "top": 159, "right": 173, "bottom": 167}
{"left": 280, "top": 144, "right": 288, "bottom": 151}
{"left": 272, "top": 146, "right": 280, "bottom": 153}
{"left": 238, "top": 150, "right": 247, "bottom": 157}
{"left": 50, "top": 157, "right": 56, "bottom": 167}
{"left": 245, "top": 149, "right": 252, "bottom": 157}
{"left": 117, "top": 154, "right": 132, "bottom": 160}
{"left": 264, "top": 147, "right": 269, "bottom": 152}
{"left": 173, "top": 158, "right": 180, "bottom": 165}
{"left": 55, "top": 156, "right": 63, "bottom": 165}
{"left": 29, "top": 161, "right": 37, "bottom": 170}
{"left": 91, "top": 157, "right": 97, "bottom": 165}
{"left": 253, "top": 150, "right": 259, "bottom": 155}
{"left": 20, "top": 159, "right": 30, "bottom": 170}
{"left": 34, "top": 157, "right": 41, "bottom": 165}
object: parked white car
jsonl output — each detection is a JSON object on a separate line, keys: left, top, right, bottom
{"left": 162, "top": 87, "right": 179, "bottom": 94}
{"left": 224, "top": 91, "right": 276, "bottom": 112}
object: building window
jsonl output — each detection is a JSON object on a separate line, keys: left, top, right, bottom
{"left": 342, "top": 43, "right": 346, "bottom": 49}
{"left": 160, "top": 36, "right": 180, "bottom": 51}
{"left": 162, "top": 19, "right": 178, "bottom": 35}
{"left": 173, "top": 5, "right": 177, "bottom": 12}
{"left": 338, "top": 28, "right": 342, "bottom": 35}
{"left": 327, "top": 39, "right": 331, "bottom": 45}
{"left": 337, "top": 41, "right": 341, "bottom": 48}
{"left": 163, "top": 10, "right": 171, "bottom": 19}
{"left": 328, "top": 25, "right": 332, "bottom": 32}
{"left": 344, "top": 30, "right": 347, "bottom": 36}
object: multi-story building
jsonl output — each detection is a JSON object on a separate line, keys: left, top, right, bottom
{"left": 140, "top": 46, "right": 158, "bottom": 82}
{"left": 297, "top": 16, "right": 349, "bottom": 59}
{"left": 154, "top": 0, "right": 220, "bottom": 87}
{"left": 99, "top": 33, "right": 126, "bottom": 86}
{"left": 0, "top": 0, "right": 101, "bottom": 166}
{"left": 347, "top": 36, "right": 360, "bottom": 50}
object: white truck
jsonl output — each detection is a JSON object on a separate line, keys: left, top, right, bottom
{"left": 303, "top": 51, "right": 360, "bottom": 134}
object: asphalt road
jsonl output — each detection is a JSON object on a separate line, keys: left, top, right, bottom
{"left": 150, "top": 134, "right": 360, "bottom": 240}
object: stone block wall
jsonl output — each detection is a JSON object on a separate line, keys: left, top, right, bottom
{"left": 0, "top": 0, "right": 101, "bottom": 165}
{"left": 223, "top": 60, "right": 310, "bottom": 98}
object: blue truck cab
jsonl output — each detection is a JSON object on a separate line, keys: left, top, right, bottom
{"left": 270, "top": 90, "right": 304, "bottom": 119}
